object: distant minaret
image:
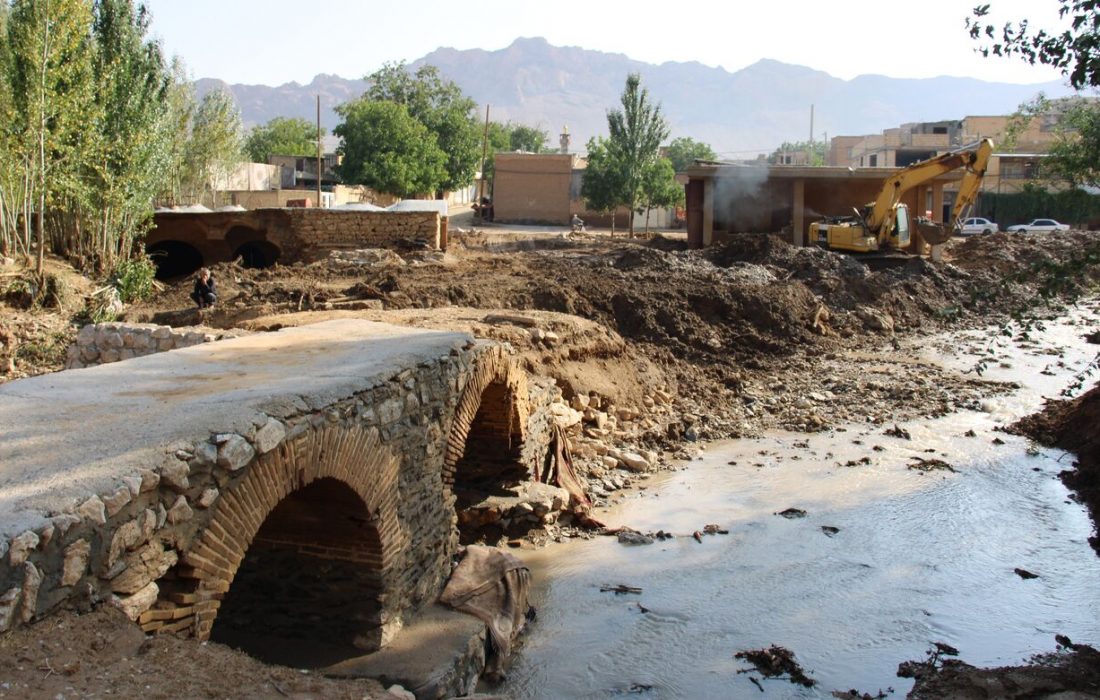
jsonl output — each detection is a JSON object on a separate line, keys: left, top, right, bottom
{"left": 559, "top": 126, "right": 571, "bottom": 154}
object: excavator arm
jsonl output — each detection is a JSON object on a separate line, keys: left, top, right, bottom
{"left": 947, "top": 139, "right": 994, "bottom": 228}
{"left": 865, "top": 138, "right": 995, "bottom": 232}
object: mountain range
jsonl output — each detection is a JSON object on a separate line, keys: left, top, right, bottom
{"left": 195, "top": 37, "right": 1077, "bottom": 157}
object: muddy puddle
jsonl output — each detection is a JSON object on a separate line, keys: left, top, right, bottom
{"left": 501, "top": 304, "right": 1100, "bottom": 698}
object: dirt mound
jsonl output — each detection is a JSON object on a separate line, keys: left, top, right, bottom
{"left": 0, "top": 607, "right": 387, "bottom": 699}
{"left": 1011, "top": 380, "right": 1100, "bottom": 554}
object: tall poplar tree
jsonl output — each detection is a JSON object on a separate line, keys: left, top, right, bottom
{"left": 606, "top": 73, "right": 670, "bottom": 237}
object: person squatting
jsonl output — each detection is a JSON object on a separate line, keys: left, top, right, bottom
{"left": 191, "top": 268, "right": 216, "bottom": 309}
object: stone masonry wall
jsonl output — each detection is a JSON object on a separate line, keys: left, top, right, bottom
{"left": 148, "top": 209, "right": 443, "bottom": 268}
{"left": 285, "top": 210, "right": 441, "bottom": 256}
{"left": 0, "top": 341, "right": 554, "bottom": 649}
{"left": 65, "top": 323, "right": 247, "bottom": 369}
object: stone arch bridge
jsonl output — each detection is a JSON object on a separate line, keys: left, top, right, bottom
{"left": 0, "top": 320, "right": 552, "bottom": 656}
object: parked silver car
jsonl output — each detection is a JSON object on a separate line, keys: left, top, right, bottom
{"left": 1006, "top": 218, "right": 1070, "bottom": 233}
{"left": 958, "top": 217, "right": 998, "bottom": 235}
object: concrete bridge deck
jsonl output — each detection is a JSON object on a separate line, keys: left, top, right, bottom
{"left": 0, "top": 320, "right": 471, "bottom": 541}
{"left": 0, "top": 318, "right": 548, "bottom": 692}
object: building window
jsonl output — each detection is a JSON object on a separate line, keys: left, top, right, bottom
{"left": 868, "top": 154, "right": 878, "bottom": 167}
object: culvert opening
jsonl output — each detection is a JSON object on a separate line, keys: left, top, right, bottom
{"left": 209, "top": 478, "right": 385, "bottom": 667}
{"left": 146, "top": 240, "right": 203, "bottom": 280}
{"left": 233, "top": 240, "right": 280, "bottom": 269}
{"left": 453, "top": 380, "right": 535, "bottom": 544}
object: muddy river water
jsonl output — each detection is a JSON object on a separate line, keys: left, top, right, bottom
{"left": 501, "top": 303, "right": 1100, "bottom": 699}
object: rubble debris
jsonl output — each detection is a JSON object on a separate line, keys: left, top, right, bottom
{"left": 600, "top": 584, "right": 642, "bottom": 595}
{"left": 734, "top": 645, "right": 816, "bottom": 687}
{"left": 884, "top": 425, "right": 911, "bottom": 440}
{"left": 616, "top": 529, "right": 655, "bottom": 546}
{"left": 907, "top": 458, "right": 957, "bottom": 474}
{"left": 775, "top": 508, "right": 807, "bottom": 519}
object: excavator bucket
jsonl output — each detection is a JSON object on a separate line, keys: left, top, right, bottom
{"left": 915, "top": 218, "right": 953, "bottom": 245}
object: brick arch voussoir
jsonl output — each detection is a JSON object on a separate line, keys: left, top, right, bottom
{"left": 442, "top": 346, "right": 529, "bottom": 487}
{"left": 174, "top": 424, "right": 404, "bottom": 640}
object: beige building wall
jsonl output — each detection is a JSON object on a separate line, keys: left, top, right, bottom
{"left": 493, "top": 153, "right": 576, "bottom": 224}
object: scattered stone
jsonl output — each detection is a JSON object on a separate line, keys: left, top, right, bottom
{"left": 110, "top": 581, "right": 159, "bottom": 622}
{"left": 821, "top": 526, "right": 840, "bottom": 537}
{"left": 252, "top": 417, "right": 286, "bottom": 454}
{"left": 0, "top": 587, "right": 20, "bottom": 632}
{"left": 159, "top": 460, "right": 190, "bottom": 491}
{"left": 20, "top": 563, "right": 42, "bottom": 623}
{"left": 992, "top": 437, "right": 1006, "bottom": 445}
{"left": 615, "top": 450, "right": 651, "bottom": 472}
{"left": 1014, "top": 567, "right": 1039, "bottom": 580}
{"left": 8, "top": 531, "right": 39, "bottom": 566}
{"left": 216, "top": 433, "right": 255, "bottom": 471}
{"left": 197, "top": 488, "right": 219, "bottom": 509}
{"left": 702, "top": 524, "right": 729, "bottom": 535}
{"left": 963, "top": 429, "right": 977, "bottom": 437}
{"left": 138, "top": 469, "right": 160, "bottom": 493}
{"left": 166, "top": 495, "right": 193, "bottom": 525}
{"left": 77, "top": 495, "right": 107, "bottom": 525}
{"left": 101, "top": 486, "right": 132, "bottom": 517}
{"left": 62, "top": 539, "right": 91, "bottom": 586}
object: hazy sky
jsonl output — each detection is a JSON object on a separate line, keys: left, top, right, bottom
{"left": 143, "top": 0, "right": 1070, "bottom": 86}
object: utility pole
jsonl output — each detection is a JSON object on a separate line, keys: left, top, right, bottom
{"left": 475, "top": 104, "right": 490, "bottom": 223}
{"left": 316, "top": 95, "right": 322, "bottom": 208}
{"left": 808, "top": 104, "right": 814, "bottom": 165}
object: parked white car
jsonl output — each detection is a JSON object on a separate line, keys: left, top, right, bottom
{"left": 958, "top": 217, "right": 998, "bottom": 235}
{"left": 1006, "top": 218, "right": 1070, "bottom": 233}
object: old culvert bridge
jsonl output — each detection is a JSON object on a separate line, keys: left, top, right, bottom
{"left": 0, "top": 319, "right": 552, "bottom": 664}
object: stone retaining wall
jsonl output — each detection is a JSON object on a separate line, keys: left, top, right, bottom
{"left": 65, "top": 323, "right": 246, "bottom": 369}
{"left": 148, "top": 209, "right": 442, "bottom": 268}
{"left": 0, "top": 341, "right": 557, "bottom": 654}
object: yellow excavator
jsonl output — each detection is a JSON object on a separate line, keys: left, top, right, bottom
{"left": 810, "top": 138, "right": 994, "bottom": 255}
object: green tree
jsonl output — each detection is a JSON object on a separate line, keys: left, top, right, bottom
{"left": 480, "top": 121, "right": 551, "bottom": 186}
{"left": 1047, "top": 100, "right": 1100, "bottom": 187}
{"left": 335, "top": 98, "right": 447, "bottom": 198}
{"left": 509, "top": 123, "right": 549, "bottom": 153}
{"left": 768, "top": 140, "right": 826, "bottom": 166}
{"left": 244, "top": 116, "right": 322, "bottom": 162}
{"left": 183, "top": 87, "right": 243, "bottom": 206}
{"left": 86, "top": 0, "right": 171, "bottom": 270}
{"left": 6, "top": 0, "right": 98, "bottom": 274}
{"left": 1000, "top": 94, "right": 1100, "bottom": 188}
{"left": 606, "top": 73, "right": 670, "bottom": 236}
{"left": 967, "top": 2, "right": 1100, "bottom": 88}
{"left": 639, "top": 157, "right": 683, "bottom": 233}
{"left": 664, "top": 136, "right": 717, "bottom": 172}
{"left": 365, "top": 62, "right": 479, "bottom": 193}
{"left": 581, "top": 136, "right": 626, "bottom": 235}
{"left": 156, "top": 57, "right": 195, "bottom": 206}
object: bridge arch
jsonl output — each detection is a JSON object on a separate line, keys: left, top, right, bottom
{"left": 162, "top": 424, "right": 405, "bottom": 649}
{"left": 146, "top": 239, "right": 204, "bottom": 279}
{"left": 226, "top": 225, "right": 280, "bottom": 269}
{"left": 444, "top": 348, "right": 530, "bottom": 498}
